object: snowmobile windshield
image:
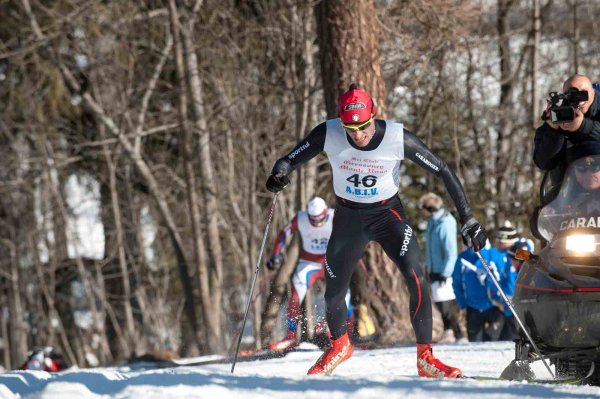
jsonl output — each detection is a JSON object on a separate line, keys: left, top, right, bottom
{"left": 537, "top": 154, "right": 600, "bottom": 246}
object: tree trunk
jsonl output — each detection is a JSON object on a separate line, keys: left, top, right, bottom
{"left": 99, "top": 135, "right": 137, "bottom": 357}
{"left": 570, "top": 0, "right": 579, "bottom": 72}
{"left": 1, "top": 239, "right": 28, "bottom": 368}
{"left": 315, "top": 0, "right": 386, "bottom": 118}
{"left": 167, "top": 0, "right": 216, "bottom": 354}
{"left": 495, "top": 0, "right": 516, "bottom": 225}
{"left": 259, "top": 0, "right": 321, "bottom": 346}
{"left": 314, "top": 0, "right": 409, "bottom": 344}
{"left": 181, "top": 15, "right": 225, "bottom": 353}
{"left": 528, "top": 0, "right": 543, "bottom": 206}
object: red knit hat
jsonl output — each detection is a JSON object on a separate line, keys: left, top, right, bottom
{"left": 338, "top": 84, "right": 377, "bottom": 125}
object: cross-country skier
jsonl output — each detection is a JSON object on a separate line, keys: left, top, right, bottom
{"left": 265, "top": 84, "right": 488, "bottom": 377}
{"left": 266, "top": 196, "right": 352, "bottom": 351}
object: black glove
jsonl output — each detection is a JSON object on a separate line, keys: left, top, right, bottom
{"left": 460, "top": 217, "right": 488, "bottom": 252}
{"left": 266, "top": 174, "right": 290, "bottom": 193}
{"left": 429, "top": 273, "right": 446, "bottom": 283}
{"left": 266, "top": 159, "right": 292, "bottom": 193}
{"left": 266, "top": 254, "right": 282, "bottom": 270}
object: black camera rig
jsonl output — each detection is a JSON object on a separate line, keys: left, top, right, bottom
{"left": 542, "top": 87, "right": 589, "bottom": 123}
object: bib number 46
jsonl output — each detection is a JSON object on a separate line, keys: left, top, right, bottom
{"left": 346, "top": 174, "right": 377, "bottom": 187}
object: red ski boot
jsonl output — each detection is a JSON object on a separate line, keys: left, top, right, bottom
{"left": 268, "top": 330, "right": 298, "bottom": 352}
{"left": 416, "top": 344, "right": 462, "bottom": 378}
{"left": 307, "top": 332, "right": 352, "bottom": 375}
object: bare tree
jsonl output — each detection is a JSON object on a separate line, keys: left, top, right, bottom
{"left": 2, "top": 0, "right": 600, "bottom": 370}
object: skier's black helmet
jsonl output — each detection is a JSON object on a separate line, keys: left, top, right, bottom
{"left": 567, "top": 141, "right": 600, "bottom": 164}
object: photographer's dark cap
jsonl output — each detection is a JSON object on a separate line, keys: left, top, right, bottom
{"left": 339, "top": 84, "right": 377, "bottom": 125}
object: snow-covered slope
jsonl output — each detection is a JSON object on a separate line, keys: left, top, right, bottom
{"left": 0, "top": 342, "right": 598, "bottom": 399}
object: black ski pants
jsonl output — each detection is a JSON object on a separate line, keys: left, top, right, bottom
{"left": 466, "top": 306, "right": 504, "bottom": 342}
{"left": 324, "top": 196, "right": 432, "bottom": 343}
{"left": 434, "top": 299, "right": 464, "bottom": 340}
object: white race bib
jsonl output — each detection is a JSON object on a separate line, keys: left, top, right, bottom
{"left": 324, "top": 119, "right": 404, "bottom": 203}
{"left": 297, "top": 209, "right": 334, "bottom": 255}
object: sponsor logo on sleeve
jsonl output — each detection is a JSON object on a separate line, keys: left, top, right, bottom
{"left": 415, "top": 152, "right": 440, "bottom": 172}
{"left": 288, "top": 142, "right": 310, "bottom": 160}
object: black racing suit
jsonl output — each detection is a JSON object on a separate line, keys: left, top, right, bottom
{"left": 272, "top": 119, "right": 474, "bottom": 343}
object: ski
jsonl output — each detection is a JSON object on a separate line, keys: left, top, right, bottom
{"left": 175, "top": 349, "right": 290, "bottom": 367}
{"left": 462, "top": 361, "right": 595, "bottom": 385}
{"left": 194, "top": 346, "right": 320, "bottom": 367}
{"left": 463, "top": 374, "right": 587, "bottom": 385}
{"left": 231, "top": 348, "right": 291, "bottom": 362}
{"left": 125, "top": 347, "right": 311, "bottom": 370}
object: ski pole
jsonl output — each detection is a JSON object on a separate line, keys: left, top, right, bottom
{"left": 475, "top": 251, "right": 555, "bottom": 379}
{"left": 231, "top": 192, "right": 279, "bottom": 373}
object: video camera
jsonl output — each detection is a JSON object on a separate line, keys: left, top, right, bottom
{"left": 542, "top": 87, "right": 589, "bottom": 123}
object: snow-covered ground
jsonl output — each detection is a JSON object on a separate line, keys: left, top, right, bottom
{"left": 0, "top": 341, "right": 598, "bottom": 399}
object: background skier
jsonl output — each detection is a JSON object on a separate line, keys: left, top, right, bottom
{"left": 266, "top": 196, "right": 352, "bottom": 351}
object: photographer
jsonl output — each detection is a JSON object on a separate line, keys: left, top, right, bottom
{"left": 534, "top": 74, "right": 600, "bottom": 199}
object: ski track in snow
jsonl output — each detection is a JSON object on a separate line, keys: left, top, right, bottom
{"left": 0, "top": 342, "right": 598, "bottom": 399}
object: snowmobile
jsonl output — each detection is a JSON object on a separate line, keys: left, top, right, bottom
{"left": 504, "top": 153, "right": 600, "bottom": 385}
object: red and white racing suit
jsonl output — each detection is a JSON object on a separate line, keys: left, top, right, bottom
{"left": 272, "top": 208, "right": 350, "bottom": 335}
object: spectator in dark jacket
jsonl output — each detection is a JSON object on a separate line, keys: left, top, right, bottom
{"left": 534, "top": 74, "right": 600, "bottom": 204}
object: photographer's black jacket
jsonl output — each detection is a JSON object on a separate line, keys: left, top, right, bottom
{"left": 533, "top": 88, "right": 600, "bottom": 200}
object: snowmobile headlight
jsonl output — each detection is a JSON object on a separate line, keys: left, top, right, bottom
{"left": 565, "top": 234, "right": 596, "bottom": 254}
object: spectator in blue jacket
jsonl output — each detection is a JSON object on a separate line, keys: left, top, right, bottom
{"left": 495, "top": 221, "right": 534, "bottom": 341}
{"left": 452, "top": 242, "right": 509, "bottom": 342}
{"left": 420, "top": 193, "right": 465, "bottom": 343}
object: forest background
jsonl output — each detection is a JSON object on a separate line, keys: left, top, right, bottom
{"left": 0, "top": 0, "right": 598, "bottom": 370}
